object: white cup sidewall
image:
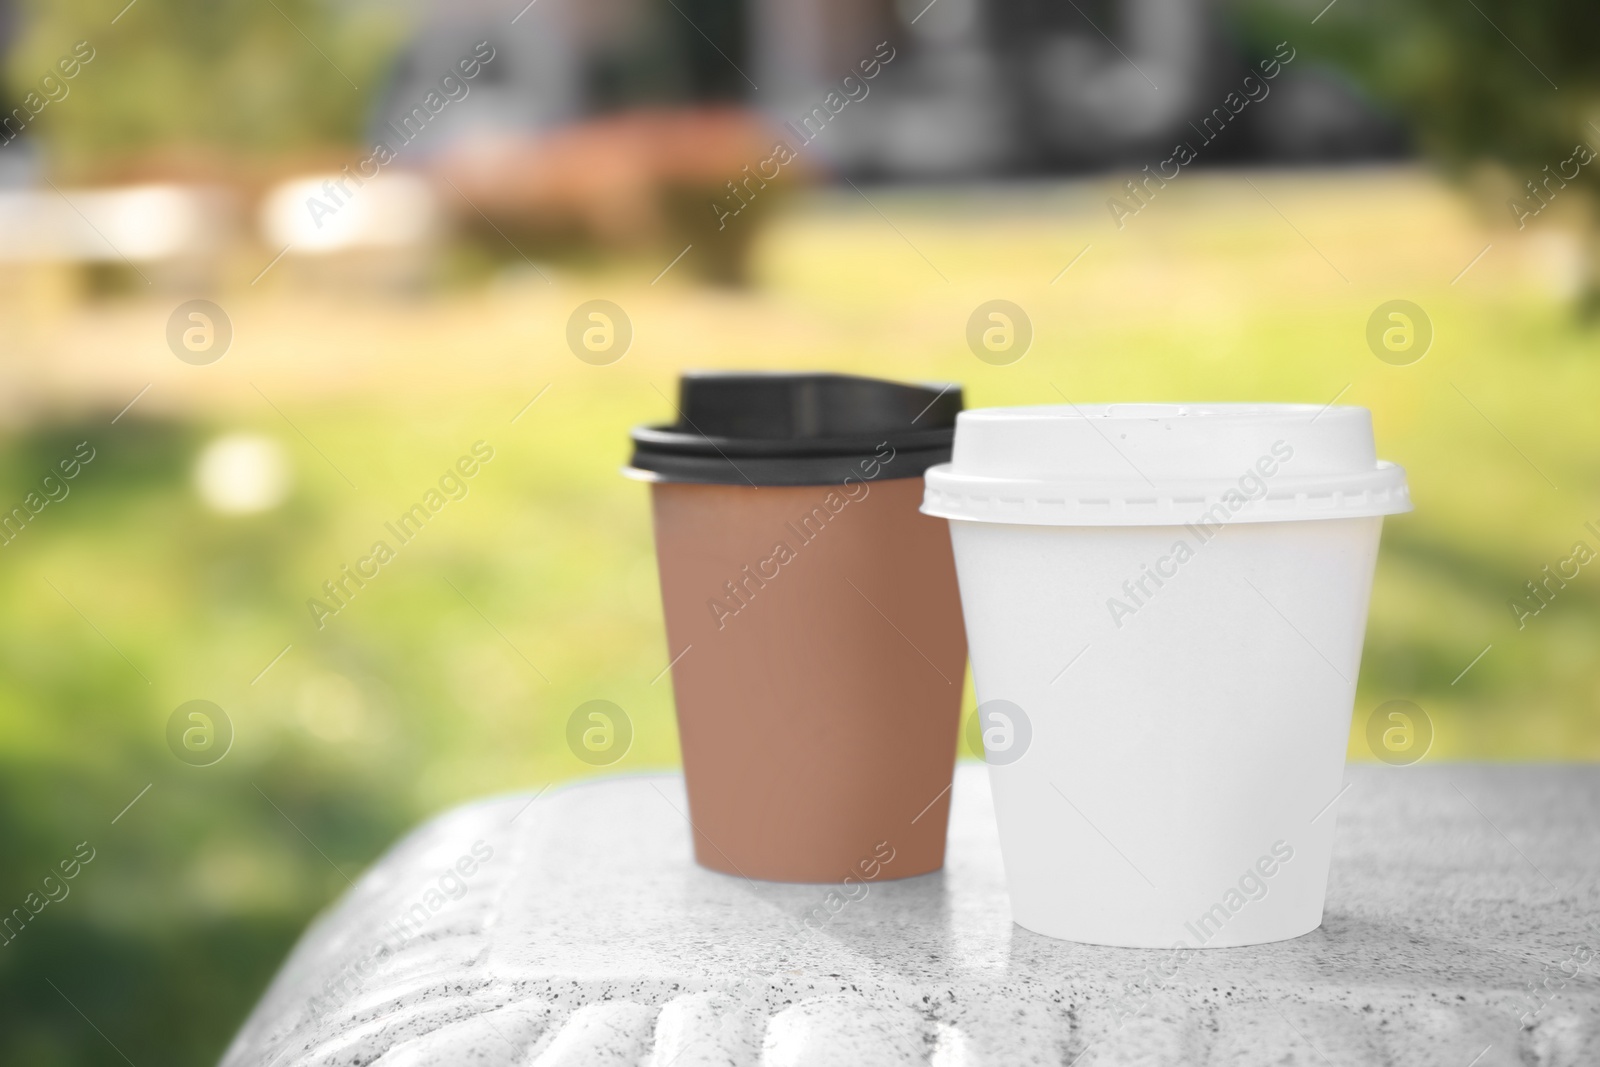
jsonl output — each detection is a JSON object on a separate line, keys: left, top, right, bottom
{"left": 948, "top": 516, "right": 1384, "bottom": 947}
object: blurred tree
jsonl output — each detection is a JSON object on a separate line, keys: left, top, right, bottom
{"left": 4, "top": 0, "right": 406, "bottom": 178}
{"left": 1239, "top": 0, "right": 1600, "bottom": 306}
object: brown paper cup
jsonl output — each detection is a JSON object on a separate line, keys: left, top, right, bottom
{"left": 649, "top": 475, "right": 967, "bottom": 883}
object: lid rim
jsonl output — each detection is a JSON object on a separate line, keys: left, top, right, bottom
{"left": 630, "top": 424, "right": 955, "bottom": 458}
{"left": 921, "top": 460, "right": 1412, "bottom": 526}
{"left": 628, "top": 444, "right": 953, "bottom": 487}
{"left": 623, "top": 467, "right": 940, "bottom": 486}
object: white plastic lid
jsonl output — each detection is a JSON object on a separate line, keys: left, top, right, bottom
{"left": 921, "top": 403, "right": 1411, "bottom": 526}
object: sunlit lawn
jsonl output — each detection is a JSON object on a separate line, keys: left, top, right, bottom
{"left": 1, "top": 165, "right": 1597, "bottom": 1065}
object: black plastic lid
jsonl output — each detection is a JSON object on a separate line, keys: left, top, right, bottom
{"left": 626, "top": 372, "right": 962, "bottom": 486}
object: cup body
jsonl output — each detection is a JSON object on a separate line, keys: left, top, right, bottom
{"left": 650, "top": 476, "right": 966, "bottom": 883}
{"left": 950, "top": 515, "right": 1383, "bottom": 947}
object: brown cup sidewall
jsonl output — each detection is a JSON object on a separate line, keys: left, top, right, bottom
{"left": 649, "top": 477, "right": 967, "bottom": 883}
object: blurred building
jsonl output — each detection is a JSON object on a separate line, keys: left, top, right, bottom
{"left": 0, "top": 0, "right": 40, "bottom": 188}
{"left": 373, "top": 0, "right": 1405, "bottom": 181}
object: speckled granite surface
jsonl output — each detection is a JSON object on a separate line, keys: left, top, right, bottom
{"left": 219, "top": 765, "right": 1600, "bottom": 1066}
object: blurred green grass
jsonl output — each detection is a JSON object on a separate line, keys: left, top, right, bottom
{"left": 1, "top": 168, "right": 1597, "bottom": 1065}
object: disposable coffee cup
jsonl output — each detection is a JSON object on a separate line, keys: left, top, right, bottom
{"left": 628, "top": 372, "right": 968, "bottom": 883}
{"left": 922, "top": 403, "right": 1411, "bottom": 947}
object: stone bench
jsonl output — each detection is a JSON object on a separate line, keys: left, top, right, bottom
{"left": 219, "top": 764, "right": 1600, "bottom": 1066}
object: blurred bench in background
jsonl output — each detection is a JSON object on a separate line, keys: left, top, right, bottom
{"left": 0, "top": 183, "right": 234, "bottom": 295}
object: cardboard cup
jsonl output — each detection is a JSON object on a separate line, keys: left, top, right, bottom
{"left": 630, "top": 373, "right": 969, "bottom": 883}
{"left": 923, "top": 403, "right": 1411, "bottom": 946}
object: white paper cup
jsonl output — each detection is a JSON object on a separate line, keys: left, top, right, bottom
{"left": 922, "top": 403, "right": 1411, "bottom": 948}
